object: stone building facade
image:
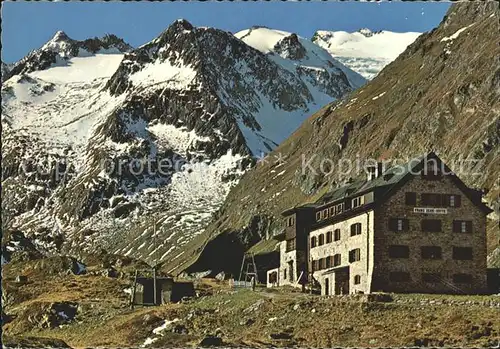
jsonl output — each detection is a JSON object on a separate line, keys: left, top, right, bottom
{"left": 267, "top": 153, "right": 492, "bottom": 295}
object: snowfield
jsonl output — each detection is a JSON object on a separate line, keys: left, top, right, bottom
{"left": 312, "top": 29, "right": 421, "bottom": 79}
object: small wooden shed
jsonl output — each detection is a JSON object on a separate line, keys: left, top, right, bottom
{"left": 130, "top": 269, "right": 195, "bottom": 306}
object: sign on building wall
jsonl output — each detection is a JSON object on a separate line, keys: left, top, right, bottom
{"left": 413, "top": 207, "right": 448, "bottom": 214}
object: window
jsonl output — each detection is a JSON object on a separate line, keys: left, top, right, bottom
{"left": 453, "top": 273, "right": 472, "bottom": 284}
{"left": 421, "top": 193, "right": 460, "bottom": 207}
{"left": 334, "top": 229, "right": 341, "bottom": 241}
{"left": 453, "top": 247, "right": 473, "bottom": 260}
{"left": 284, "top": 268, "right": 287, "bottom": 280}
{"left": 389, "top": 272, "right": 410, "bottom": 282}
{"left": 354, "top": 275, "right": 361, "bottom": 285}
{"left": 318, "top": 234, "right": 325, "bottom": 246}
{"left": 350, "top": 223, "right": 362, "bottom": 236}
{"left": 325, "top": 256, "right": 332, "bottom": 268}
{"left": 322, "top": 209, "right": 329, "bottom": 219}
{"left": 326, "top": 231, "right": 333, "bottom": 243}
{"left": 389, "top": 218, "right": 409, "bottom": 232}
{"left": 421, "top": 219, "right": 442, "bottom": 232}
{"left": 352, "top": 196, "right": 364, "bottom": 209}
{"left": 311, "top": 260, "right": 319, "bottom": 272}
{"left": 329, "top": 207, "right": 335, "bottom": 216}
{"left": 405, "top": 192, "right": 417, "bottom": 206}
{"left": 336, "top": 203, "right": 344, "bottom": 214}
{"left": 422, "top": 272, "right": 441, "bottom": 283}
{"left": 448, "top": 195, "right": 461, "bottom": 207}
{"left": 316, "top": 212, "right": 321, "bottom": 221}
{"left": 349, "top": 249, "right": 361, "bottom": 263}
{"left": 421, "top": 193, "right": 444, "bottom": 207}
{"left": 320, "top": 258, "right": 326, "bottom": 270}
{"left": 453, "top": 220, "right": 472, "bottom": 233}
{"left": 333, "top": 254, "right": 341, "bottom": 267}
{"left": 421, "top": 246, "right": 442, "bottom": 260}
{"left": 389, "top": 245, "right": 410, "bottom": 259}
{"left": 311, "top": 236, "right": 317, "bottom": 248}
{"left": 286, "top": 239, "right": 296, "bottom": 252}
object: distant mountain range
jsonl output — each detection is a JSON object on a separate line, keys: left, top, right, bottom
{"left": 2, "top": 21, "right": 375, "bottom": 267}
{"left": 312, "top": 28, "right": 422, "bottom": 80}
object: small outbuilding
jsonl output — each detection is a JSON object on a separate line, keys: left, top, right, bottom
{"left": 130, "top": 269, "right": 195, "bottom": 307}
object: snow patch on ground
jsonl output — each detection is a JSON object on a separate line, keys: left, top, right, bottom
{"left": 31, "top": 54, "right": 124, "bottom": 83}
{"left": 142, "top": 318, "right": 180, "bottom": 347}
{"left": 372, "top": 91, "right": 386, "bottom": 100}
{"left": 441, "top": 24, "right": 475, "bottom": 42}
{"left": 148, "top": 123, "right": 211, "bottom": 156}
{"left": 128, "top": 59, "right": 197, "bottom": 90}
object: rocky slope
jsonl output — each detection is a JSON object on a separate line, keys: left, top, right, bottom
{"left": 1, "top": 21, "right": 365, "bottom": 268}
{"left": 3, "top": 267, "right": 500, "bottom": 348}
{"left": 312, "top": 28, "right": 422, "bottom": 80}
{"left": 173, "top": 2, "right": 500, "bottom": 276}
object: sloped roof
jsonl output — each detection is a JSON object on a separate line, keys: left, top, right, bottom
{"left": 293, "top": 152, "right": 491, "bottom": 214}
{"left": 316, "top": 153, "right": 427, "bottom": 208}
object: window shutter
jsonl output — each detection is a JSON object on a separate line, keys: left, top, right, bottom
{"left": 455, "top": 195, "right": 461, "bottom": 207}
{"left": 389, "top": 218, "right": 397, "bottom": 231}
{"left": 466, "top": 221, "right": 472, "bottom": 233}
{"left": 403, "top": 219, "right": 410, "bottom": 231}
{"left": 441, "top": 194, "right": 450, "bottom": 207}
{"left": 453, "top": 220, "right": 461, "bottom": 233}
{"left": 405, "top": 192, "right": 416, "bottom": 206}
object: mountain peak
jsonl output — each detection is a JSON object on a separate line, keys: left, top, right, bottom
{"left": 51, "top": 30, "right": 72, "bottom": 42}
{"left": 273, "top": 33, "right": 306, "bottom": 60}
{"left": 358, "top": 28, "right": 374, "bottom": 37}
{"left": 172, "top": 19, "right": 194, "bottom": 31}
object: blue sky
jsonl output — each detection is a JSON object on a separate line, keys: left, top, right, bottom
{"left": 2, "top": 1, "right": 451, "bottom": 63}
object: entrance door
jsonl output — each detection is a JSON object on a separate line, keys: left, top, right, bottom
{"left": 334, "top": 267, "right": 350, "bottom": 295}
{"left": 325, "top": 277, "right": 330, "bottom": 295}
{"left": 288, "top": 261, "right": 294, "bottom": 282}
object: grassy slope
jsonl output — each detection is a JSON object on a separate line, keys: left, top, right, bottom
{"left": 3, "top": 275, "right": 500, "bottom": 348}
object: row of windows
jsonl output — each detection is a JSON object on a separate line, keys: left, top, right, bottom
{"left": 311, "top": 248, "right": 361, "bottom": 271}
{"left": 388, "top": 245, "right": 473, "bottom": 260}
{"left": 316, "top": 203, "right": 344, "bottom": 222}
{"left": 315, "top": 195, "right": 366, "bottom": 222}
{"left": 405, "top": 192, "right": 461, "bottom": 207}
{"left": 389, "top": 272, "right": 473, "bottom": 284}
{"left": 312, "top": 190, "right": 460, "bottom": 226}
{"left": 311, "top": 223, "right": 362, "bottom": 248}
{"left": 389, "top": 218, "right": 473, "bottom": 233}
{"left": 314, "top": 190, "right": 460, "bottom": 226}
{"left": 311, "top": 254, "right": 342, "bottom": 271}
{"left": 284, "top": 216, "right": 295, "bottom": 227}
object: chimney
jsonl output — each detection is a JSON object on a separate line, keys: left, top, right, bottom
{"left": 367, "top": 162, "right": 385, "bottom": 181}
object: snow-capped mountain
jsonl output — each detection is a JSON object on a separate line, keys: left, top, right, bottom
{"left": 312, "top": 28, "right": 422, "bottom": 79}
{"left": 2, "top": 20, "right": 365, "bottom": 267}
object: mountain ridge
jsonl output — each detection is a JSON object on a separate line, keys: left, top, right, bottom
{"left": 169, "top": 1, "right": 500, "bottom": 276}
{"left": 1, "top": 20, "right": 365, "bottom": 268}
